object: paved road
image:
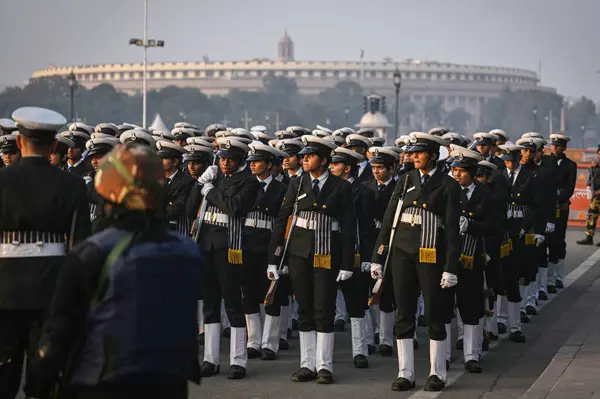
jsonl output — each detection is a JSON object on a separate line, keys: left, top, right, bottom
{"left": 14, "top": 228, "right": 600, "bottom": 399}
{"left": 191, "top": 228, "right": 600, "bottom": 399}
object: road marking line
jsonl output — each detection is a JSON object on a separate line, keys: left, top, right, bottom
{"left": 407, "top": 248, "right": 600, "bottom": 399}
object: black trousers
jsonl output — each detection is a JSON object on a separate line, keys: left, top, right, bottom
{"left": 391, "top": 247, "right": 446, "bottom": 341}
{"left": 289, "top": 255, "right": 337, "bottom": 333}
{"left": 485, "top": 238, "right": 505, "bottom": 297}
{"left": 504, "top": 220, "right": 536, "bottom": 301}
{"left": 456, "top": 262, "right": 485, "bottom": 325}
{"left": 548, "top": 206, "right": 569, "bottom": 263}
{"left": 339, "top": 270, "right": 368, "bottom": 318}
{"left": 243, "top": 251, "right": 286, "bottom": 316}
{"left": 202, "top": 248, "right": 245, "bottom": 327}
{"left": 377, "top": 266, "right": 396, "bottom": 313}
{"left": 536, "top": 239, "right": 548, "bottom": 268}
{"left": 72, "top": 379, "right": 187, "bottom": 399}
{"left": 0, "top": 310, "right": 44, "bottom": 399}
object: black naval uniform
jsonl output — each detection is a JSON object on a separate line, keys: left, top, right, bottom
{"left": 0, "top": 156, "right": 91, "bottom": 398}
{"left": 66, "top": 158, "right": 93, "bottom": 178}
{"left": 165, "top": 170, "right": 195, "bottom": 236}
{"left": 357, "top": 161, "right": 373, "bottom": 183}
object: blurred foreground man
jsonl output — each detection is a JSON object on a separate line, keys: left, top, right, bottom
{"left": 25, "top": 144, "right": 203, "bottom": 399}
{"left": 0, "top": 107, "right": 90, "bottom": 399}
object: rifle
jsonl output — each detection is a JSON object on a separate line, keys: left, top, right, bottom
{"left": 191, "top": 157, "right": 217, "bottom": 243}
{"left": 264, "top": 174, "right": 305, "bottom": 305}
{"left": 369, "top": 173, "right": 409, "bottom": 305}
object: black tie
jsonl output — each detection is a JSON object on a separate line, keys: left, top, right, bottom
{"left": 462, "top": 187, "right": 469, "bottom": 204}
{"left": 290, "top": 173, "right": 299, "bottom": 180}
{"left": 508, "top": 172, "right": 514, "bottom": 185}
{"left": 257, "top": 182, "right": 267, "bottom": 202}
{"left": 378, "top": 184, "right": 386, "bottom": 192}
{"left": 422, "top": 174, "right": 430, "bottom": 185}
{"left": 312, "top": 179, "right": 320, "bottom": 196}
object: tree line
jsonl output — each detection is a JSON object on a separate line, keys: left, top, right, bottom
{"left": 0, "top": 74, "right": 596, "bottom": 145}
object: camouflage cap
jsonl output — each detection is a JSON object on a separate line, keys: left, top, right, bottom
{"left": 94, "top": 143, "right": 166, "bottom": 211}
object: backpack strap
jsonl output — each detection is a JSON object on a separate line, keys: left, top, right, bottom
{"left": 90, "top": 232, "right": 135, "bottom": 309}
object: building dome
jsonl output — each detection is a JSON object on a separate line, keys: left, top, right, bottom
{"left": 278, "top": 30, "right": 294, "bottom": 62}
{"left": 358, "top": 112, "right": 391, "bottom": 129}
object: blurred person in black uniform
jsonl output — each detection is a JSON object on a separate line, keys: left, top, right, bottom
{"left": 184, "top": 144, "right": 214, "bottom": 181}
{"left": 25, "top": 144, "right": 202, "bottom": 399}
{"left": 474, "top": 132, "right": 505, "bottom": 169}
{"left": 370, "top": 132, "right": 460, "bottom": 392}
{"left": 363, "top": 147, "right": 401, "bottom": 356}
{"left": 83, "top": 137, "right": 117, "bottom": 229}
{"left": 268, "top": 135, "right": 355, "bottom": 384}
{"left": 186, "top": 137, "right": 260, "bottom": 379}
{"left": 490, "top": 129, "right": 509, "bottom": 155}
{"left": 172, "top": 127, "right": 195, "bottom": 148}
{"left": 49, "top": 135, "right": 75, "bottom": 170}
{"left": 0, "top": 107, "right": 91, "bottom": 399}
{"left": 329, "top": 147, "right": 376, "bottom": 368}
{"left": 93, "top": 123, "right": 119, "bottom": 137}
{"left": 156, "top": 140, "right": 194, "bottom": 236}
{"left": 243, "top": 143, "right": 288, "bottom": 361}
{"left": 547, "top": 134, "right": 577, "bottom": 290}
{"left": 0, "top": 134, "right": 21, "bottom": 167}
{"left": 0, "top": 118, "right": 18, "bottom": 168}
{"left": 345, "top": 134, "right": 373, "bottom": 182}
{"left": 275, "top": 138, "right": 305, "bottom": 181}
{"left": 60, "top": 128, "right": 93, "bottom": 177}
{"left": 119, "top": 129, "right": 156, "bottom": 148}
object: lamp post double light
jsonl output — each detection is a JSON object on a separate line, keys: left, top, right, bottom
{"left": 129, "top": 0, "right": 164, "bottom": 128}
{"left": 393, "top": 68, "right": 402, "bottom": 137}
{"left": 67, "top": 71, "right": 78, "bottom": 122}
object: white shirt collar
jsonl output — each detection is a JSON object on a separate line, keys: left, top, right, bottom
{"left": 166, "top": 169, "right": 178, "bottom": 181}
{"left": 257, "top": 174, "right": 273, "bottom": 190}
{"left": 288, "top": 168, "right": 303, "bottom": 177}
{"left": 506, "top": 164, "right": 522, "bottom": 175}
{"left": 68, "top": 158, "right": 84, "bottom": 169}
{"left": 378, "top": 177, "right": 393, "bottom": 186}
{"left": 347, "top": 176, "right": 355, "bottom": 184}
{"left": 310, "top": 170, "right": 329, "bottom": 189}
{"left": 419, "top": 167, "right": 437, "bottom": 181}
{"left": 275, "top": 173, "right": 284, "bottom": 182}
{"left": 462, "top": 182, "right": 476, "bottom": 200}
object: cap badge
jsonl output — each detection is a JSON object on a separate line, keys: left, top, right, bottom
{"left": 89, "top": 142, "right": 95, "bottom": 149}
{"left": 250, "top": 146, "right": 256, "bottom": 154}
{"left": 456, "top": 153, "right": 464, "bottom": 161}
{"left": 280, "top": 142, "right": 286, "bottom": 151}
{"left": 225, "top": 140, "right": 232, "bottom": 149}
{"left": 409, "top": 136, "right": 418, "bottom": 144}
{"left": 301, "top": 136, "right": 309, "bottom": 145}
{"left": 130, "top": 132, "right": 137, "bottom": 141}
{"left": 2, "top": 137, "right": 7, "bottom": 144}
{"left": 373, "top": 148, "right": 379, "bottom": 156}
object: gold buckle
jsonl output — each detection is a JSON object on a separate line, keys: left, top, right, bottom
{"left": 211, "top": 213, "right": 217, "bottom": 223}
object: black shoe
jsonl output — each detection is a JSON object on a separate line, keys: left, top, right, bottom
{"left": 509, "top": 330, "right": 526, "bottom": 343}
{"left": 292, "top": 367, "right": 317, "bottom": 382}
{"left": 455, "top": 338, "right": 463, "bottom": 350}
{"left": 482, "top": 336, "right": 489, "bottom": 352}
{"left": 374, "top": 334, "right": 380, "bottom": 345}
{"left": 424, "top": 375, "right": 445, "bottom": 392}
{"left": 316, "top": 369, "right": 334, "bottom": 384}
{"left": 417, "top": 315, "right": 427, "bottom": 327}
{"left": 465, "top": 360, "right": 482, "bottom": 373}
{"left": 279, "top": 339, "right": 289, "bottom": 350}
{"left": 548, "top": 284, "right": 557, "bottom": 294}
{"left": 261, "top": 348, "right": 276, "bottom": 360}
{"left": 353, "top": 354, "right": 369, "bottom": 368}
{"left": 287, "top": 328, "right": 293, "bottom": 339}
{"left": 577, "top": 236, "right": 593, "bottom": 245}
{"left": 227, "top": 365, "right": 247, "bottom": 379}
{"left": 247, "top": 347, "right": 261, "bottom": 359}
{"left": 488, "top": 332, "right": 499, "bottom": 341}
{"left": 379, "top": 344, "right": 393, "bottom": 356}
{"left": 223, "top": 327, "right": 231, "bottom": 338}
{"left": 391, "top": 377, "right": 415, "bottom": 391}
{"left": 520, "top": 311, "right": 530, "bottom": 324}
{"left": 526, "top": 305, "right": 537, "bottom": 316}
{"left": 556, "top": 280, "right": 564, "bottom": 289}
{"left": 367, "top": 344, "right": 376, "bottom": 355}
{"left": 200, "top": 361, "right": 220, "bottom": 377}
{"left": 198, "top": 332, "right": 204, "bottom": 345}
{"left": 446, "top": 360, "right": 450, "bottom": 370}
{"left": 498, "top": 323, "right": 507, "bottom": 334}
{"left": 292, "top": 319, "right": 299, "bottom": 331}
{"left": 538, "top": 291, "right": 548, "bottom": 301}
{"left": 413, "top": 338, "right": 419, "bottom": 350}
{"left": 334, "top": 319, "right": 345, "bottom": 332}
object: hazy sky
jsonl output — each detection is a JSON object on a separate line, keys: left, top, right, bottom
{"left": 1, "top": 0, "right": 599, "bottom": 100}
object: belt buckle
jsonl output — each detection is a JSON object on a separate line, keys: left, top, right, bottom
{"left": 211, "top": 213, "right": 217, "bottom": 223}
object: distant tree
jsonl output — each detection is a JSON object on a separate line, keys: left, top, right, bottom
{"left": 565, "top": 97, "right": 597, "bottom": 141}
{"left": 423, "top": 99, "right": 445, "bottom": 127}
{"left": 445, "top": 107, "right": 471, "bottom": 133}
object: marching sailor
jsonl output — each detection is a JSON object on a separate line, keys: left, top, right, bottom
{"left": 243, "top": 143, "right": 288, "bottom": 360}
{"left": 62, "top": 125, "right": 93, "bottom": 177}
{"left": 329, "top": 146, "right": 376, "bottom": 368}
{"left": 83, "top": 137, "right": 117, "bottom": 225}
{"left": 0, "top": 107, "right": 91, "bottom": 399}
{"left": 269, "top": 135, "right": 355, "bottom": 384}
{"left": 345, "top": 134, "right": 373, "bottom": 182}
{"left": 371, "top": 132, "right": 461, "bottom": 392}
{"left": 0, "top": 133, "right": 21, "bottom": 167}
{"left": 188, "top": 137, "right": 260, "bottom": 379}
{"left": 49, "top": 135, "right": 75, "bottom": 170}
{"left": 156, "top": 140, "right": 195, "bottom": 236}
{"left": 275, "top": 138, "right": 305, "bottom": 182}
{"left": 120, "top": 129, "right": 156, "bottom": 148}
{"left": 474, "top": 132, "right": 505, "bottom": 169}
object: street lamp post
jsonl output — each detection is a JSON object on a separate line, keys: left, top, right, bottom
{"left": 265, "top": 111, "right": 280, "bottom": 131}
{"left": 67, "top": 71, "right": 78, "bottom": 122}
{"left": 393, "top": 68, "right": 402, "bottom": 137}
{"left": 129, "top": 0, "right": 164, "bottom": 128}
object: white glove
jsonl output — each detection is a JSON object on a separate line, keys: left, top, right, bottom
{"left": 198, "top": 165, "right": 219, "bottom": 185}
{"left": 440, "top": 272, "right": 458, "bottom": 289}
{"left": 280, "top": 265, "right": 289, "bottom": 275}
{"left": 336, "top": 270, "right": 354, "bottom": 282}
{"left": 267, "top": 265, "right": 279, "bottom": 281}
{"left": 200, "top": 183, "right": 214, "bottom": 197}
{"left": 459, "top": 216, "right": 469, "bottom": 234}
{"left": 535, "top": 234, "right": 545, "bottom": 247}
{"left": 519, "top": 229, "right": 526, "bottom": 238}
{"left": 371, "top": 263, "right": 383, "bottom": 280}
{"left": 360, "top": 262, "right": 371, "bottom": 272}
{"left": 545, "top": 223, "right": 555, "bottom": 233}
{"left": 587, "top": 187, "right": 593, "bottom": 200}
